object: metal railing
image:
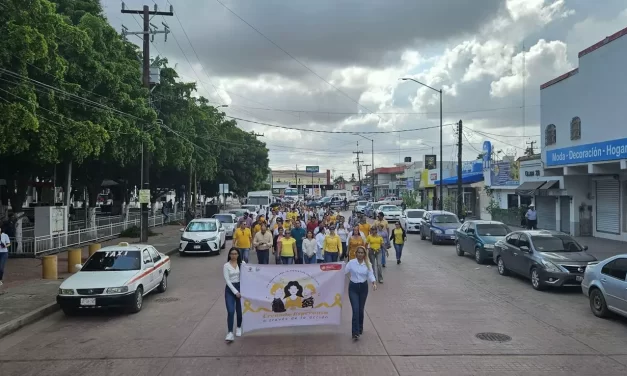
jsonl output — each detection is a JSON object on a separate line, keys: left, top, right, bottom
{"left": 9, "top": 211, "right": 183, "bottom": 257}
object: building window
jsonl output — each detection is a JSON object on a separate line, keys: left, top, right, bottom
{"left": 570, "top": 117, "right": 581, "bottom": 140}
{"left": 545, "top": 124, "right": 556, "bottom": 146}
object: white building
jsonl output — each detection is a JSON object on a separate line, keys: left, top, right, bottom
{"left": 540, "top": 26, "right": 627, "bottom": 240}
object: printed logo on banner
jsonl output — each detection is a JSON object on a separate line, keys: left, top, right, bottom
{"left": 240, "top": 264, "right": 345, "bottom": 332}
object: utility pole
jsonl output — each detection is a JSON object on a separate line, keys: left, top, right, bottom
{"left": 353, "top": 142, "right": 363, "bottom": 194}
{"left": 526, "top": 141, "right": 536, "bottom": 156}
{"left": 122, "top": 3, "right": 173, "bottom": 242}
{"left": 362, "top": 164, "right": 371, "bottom": 197}
{"left": 295, "top": 165, "right": 298, "bottom": 195}
{"left": 456, "top": 120, "right": 463, "bottom": 219}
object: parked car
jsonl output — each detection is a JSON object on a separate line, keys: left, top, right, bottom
{"left": 582, "top": 255, "right": 627, "bottom": 318}
{"left": 493, "top": 230, "right": 595, "bottom": 291}
{"left": 371, "top": 202, "right": 388, "bottom": 218}
{"left": 384, "top": 196, "right": 403, "bottom": 206}
{"left": 179, "top": 218, "right": 226, "bottom": 256}
{"left": 400, "top": 209, "right": 426, "bottom": 233}
{"left": 56, "top": 242, "right": 171, "bottom": 315}
{"left": 229, "top": 209, "right": 247, "bottom": 221}
{"left": 355, "top": 200, "right": 369, "bottom": 214}
{"left": 379, "top": 205, "right": 403, "bottom": 222}
{"left": 420, "top": 211, "right": 461, "bottom": 245}
{"left": 350, "top": 195, "right": 359, "bottom": 203}
{"left": 212, "top": 213, "right": 237, "bottom": 238}
{"left": 454, "top": 220, "right": 510, "bottom": 264}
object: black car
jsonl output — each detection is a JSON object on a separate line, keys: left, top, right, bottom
{"left": 493, "top": 230, "right": 595, "bottom": 291}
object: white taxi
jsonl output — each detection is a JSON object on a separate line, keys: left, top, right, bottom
{"left": 56, "top": 242, "right": 171, "bottom": 315}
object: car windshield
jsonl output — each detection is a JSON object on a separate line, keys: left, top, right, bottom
{"left": 382, "top": 206, "right": 399, "bottom": 212}
{"left": 531, "top": 235, "right": 583, "bottom": 252}
{"left": 406, "top": 211, "right": 424, "bottom": 218}
{"left": 373, "top": 204, "right": 384, "bottom": 209}
{"left": 476, "top": 224, "right": 509, "bottom": 236}
{"left": 432, "top": 214, "right": 459, "bottom": 224}
{"left": 186, "top": 221, "right": 217, "bottom": 232}
{"left": 82, "top": 250, "right": 141, "bottom": 271}
{"left": 230, "top": 210, "right": 246, "bottom": 217}
{"left": 213, "top": 215, "right": 233, "bottom": 223}
{"left": 242, "top": 206, "right": 256, "bottom": 211}
{"left": 357, "top": 201, "right": 367, "bottom": 206}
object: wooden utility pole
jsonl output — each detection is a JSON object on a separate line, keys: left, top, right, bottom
{"left": 526, "top": 141, "right": 536, "bottom": 156}
{"left": 353, "top": 142, "right": 364, "bottom": 194}
{"left": 121, "top": 3, "right": 173, "bottom": 242}
{"left": 457, "top": 120, "right": 463, "bottom": 219}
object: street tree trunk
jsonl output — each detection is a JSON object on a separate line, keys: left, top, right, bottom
{"left": 7, "top": 177, "right": 28, "bottom": 253}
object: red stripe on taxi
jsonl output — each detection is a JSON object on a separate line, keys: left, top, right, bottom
{"left": 127, "top": 256, "right": 169, "bottom": 285}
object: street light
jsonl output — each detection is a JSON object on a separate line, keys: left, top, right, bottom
{"left": 399, "top": 77, "right": 443, "bottom": 210}
{"left": 354, "top": 134, "right": 374, "bottom": 200}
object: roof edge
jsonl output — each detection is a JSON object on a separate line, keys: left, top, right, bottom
{"left": 540, "top": 68, "right": 579, "bottom": 90}
{"left": 578, "top": 26, "right": 627, "bottom": 58}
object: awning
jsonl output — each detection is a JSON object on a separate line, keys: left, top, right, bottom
{"left": 515, "top": 181, "right": 545, "bottom": 196}
{"left": 538, "top": 180, "right": 560, "bottom": 190}
{"left": 434, "top": 172, "right": 484, "bottom": 186}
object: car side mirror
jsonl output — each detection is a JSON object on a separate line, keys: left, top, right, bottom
{"left": 467, "top": 229, "right": 475, "bottom": 235}
{"left": 145, "top": 262, "right": 155, "bottom": 268}
{"left": 520, "top": 245, "right": 531, "bottom": 253}
{"left": 583, "top": 245, "right": 588, "bottom": 251}
{"left": 75, "top": 264, "right": 83, "bottom": 271}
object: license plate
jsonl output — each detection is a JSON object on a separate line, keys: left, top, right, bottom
{"left": 194, "top": 245, "right": 201, "bottom": 249}
{"left": 80, "top": 298, "right": 96, "bottom": 306}
{"left": 449, "top": 236, "right": 455, "bottom": 239}
{"left": 576, "top": 276, "right": 583, "bottom": 282}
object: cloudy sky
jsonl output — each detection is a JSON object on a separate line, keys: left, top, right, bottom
{"left": 104, "top": 0, "right": 627, "bottom": 179}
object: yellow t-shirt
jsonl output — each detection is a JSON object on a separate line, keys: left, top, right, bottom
{"left": 359, "top": 223, "right": 371, "bottom": 236}
{"left": 393, "top": 228, "right": 404, "bottom": 244}
{"left": 367, "top": 234, "right": 383, "bottom": 251}
{"left": 253, "top": 223, "right": 261, "bottom": 235}
{"left": 323, "top": 234, "right": 342, "bottom": 253}
{"left": 234, "top": 228, "right": 252, "bottom": 248}
{"left": 330, "top": 215, "right": 337, "bottom": 224}
{"left": 280, "top": 237, "right": 296, "bottom": 257}
{"left": 374, "top": 219, "right": 389, "bottom": 229}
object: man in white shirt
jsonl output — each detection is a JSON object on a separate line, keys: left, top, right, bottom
{"left": 314, "top": 228, "right": 326, "bottom": 264}
{"left": 526, "top": 205, "right": 538, "bottom": 230}
{"left": 0, "top": 227, "right": 11, "bottom": 287}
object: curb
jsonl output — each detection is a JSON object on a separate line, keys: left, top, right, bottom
{"left": 0, "top": 246, "right": 179, "bottom": 340}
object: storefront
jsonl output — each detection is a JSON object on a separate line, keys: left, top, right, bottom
{"left": 434, "top": 160, "right": 484, "bottom": 217}
{"left": 418, "top": 169, "right": 436, "bottom": 210}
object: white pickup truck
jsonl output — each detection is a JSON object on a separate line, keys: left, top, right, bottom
{"left": 383, "top": 196, "right": 403, "bottom": 206}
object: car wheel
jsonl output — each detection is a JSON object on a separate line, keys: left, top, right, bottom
{"left": 475, "top": 247, "right": 484, "bottom": 264}
{"left": 431, "top": 233, "right": 437, "bottom": 245}
{"left": 129, "top": 286, "right": 144, "bottom": 314}
{"left": 420, "top": 230, "right": 426, "bottom": 240}
{"left": 455, "top": 242, "right": 464, "bottom": 256}
{"left": 157, "top": 273, "right": 168, "bottom": 293}
{"left": 589, "top": 288, "right": 610, "bottom": 318}
{"left": 497, "top": 257, "right": 508, "bottom": 276}
{"left": 62, "top": 307, "right": 78, "bottom": 316}
{"left": 530, "top": 267, "right": 544, "bottom": 291}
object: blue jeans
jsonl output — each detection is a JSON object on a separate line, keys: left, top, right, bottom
{"left": 381, "top": 246, "right": 387, "bottom": 265}
{"left": 239, "top": 248, "right": 250, "bottom": 263}
{"left": 324, "top": 252, "right": 339, "bottom": 263}
{"left": 348, "top": 281, "right": 368, "bottom": 335}
{"left": 281, "top": 256, "right": 294, "bottom": 264}
{"left": 0, "top": 252, "right": 7, "bottom": 281}
{"left": 394, "top": 243, "right": 403, "bottom": 260}
{"left": 225, "top": 283, "right": 242, "bottom": 332}
{"left": 295, "top": 247, "right": 304, "bottom": 265}
{"left": 304, "top": 254, "right": 317, "bottom": 264}
{"left": 256, "top": 250, "right": 269, "bottom": 264}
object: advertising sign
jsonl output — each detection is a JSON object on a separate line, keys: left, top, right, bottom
{"left": 425, "top": 155, "right": 437, "bottom": 170}
{"left": 489, "top": 161, "right": 519, "bottom": 186}
{"left": 546, "top": 138, "right": 627, "bottom": 166}
{"left": 305, "top": 166, "right": 320, "bottom": 173}
{"left": 240, "top": 264, "right": 346, "bottom": 332}
{"left": 138, "top": 189, "right": 150, "bottom": 204}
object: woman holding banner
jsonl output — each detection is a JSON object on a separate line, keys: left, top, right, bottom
{"left": 345, "top": 246, "right": 377, "bottom": 339}
{"left": 223, "top": 248, "right": 244, "bottom": 342}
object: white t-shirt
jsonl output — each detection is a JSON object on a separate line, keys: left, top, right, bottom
{"left": 0, "top": 233, "right": 10, "bottom": 253}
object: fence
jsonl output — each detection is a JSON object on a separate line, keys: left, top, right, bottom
{"left": 9, "top": 211, "right": 183, "bottom": 257}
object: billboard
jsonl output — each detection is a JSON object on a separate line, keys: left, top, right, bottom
{"left": 305, "top": 166, "right": 320, "bottom": 173}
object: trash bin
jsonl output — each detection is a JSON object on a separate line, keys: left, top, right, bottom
{"left": 204, "top": 204, "right": 219, "bottom": 218}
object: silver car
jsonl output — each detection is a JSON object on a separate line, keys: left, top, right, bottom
{"left": 582, "top": 255, "right": 627, "bottom": 318}
{"left": 212, "top": 213, "right": 236, "bottom": 238}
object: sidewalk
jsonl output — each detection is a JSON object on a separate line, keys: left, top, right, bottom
{"left": 0, "top": 224, "right": 183, "bottom": 339}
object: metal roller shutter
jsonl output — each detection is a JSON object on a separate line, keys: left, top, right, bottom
{"left": 596, "top": 180, "right": 620, "bottom": 234}
{"left": 535, "top": 196, "right": 556, "bottom": 230}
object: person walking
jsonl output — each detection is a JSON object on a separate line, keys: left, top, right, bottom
{"left": 337, "top": 222, "right": 349, "bottom": 260}
{"left": 345, "top": 246, "right": 377, "bottom": 339}
{"left": 253, "top": 223, "right": 273, "bottom": 264}
{"left": 347, "top": 225, "right": 365, "bottom": 261}
{"left": 390, "top": 222, "right": 406, "bottom": 264}
{"left": 315, "top": 226, "right": 326, "bottom": 264}
{"left": 526, "top": 205, "right": 538, "bottom": 230}
{"left": 377, "top": 224, "right": 390, "bottom": 268}
{"left": 278, "top": 231, "right": 297, "bottom": 264}
{"left": 0, "top": 226, "right": 10, "bottom": 287}
{"left": 366, "top": 227, "right": 386, "bottom": 284}
{"left": 291, "top": 220, "right": 306, "bottom": 264}
{"left": 323, "top": 227, "right": 342, "bottom": 263}
{"left": 358, "top": 217, "right": 371, "bottom": 239}
{"left": 302, "top": 230, "right": 317, "bottom": 264}
{"left": 223, "top": 248, "right": 244, "bottom": 342}
{"left": 233, "top": 221, "right": 252, "bottom": 263}
{"left": 273, "top": 227, "right": 285, "bottom": 264}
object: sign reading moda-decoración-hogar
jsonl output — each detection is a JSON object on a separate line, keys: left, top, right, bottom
{"left": 546, "top": 138, "right": 627, "bottom": 166}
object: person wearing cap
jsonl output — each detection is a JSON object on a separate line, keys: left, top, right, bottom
{"left": 291, "top": 220, "right": 306, "bottom": 264}
{"left": 526, "top": 205, "right": 538, "bottom": 230}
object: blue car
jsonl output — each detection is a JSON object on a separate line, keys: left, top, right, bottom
{"left": 454, "top": 220, "right": 510, "bottom": 264}
{"left": 363, "top": 202, "right": 374, "bottom": 218}
{"left": 420, "top": 211, "right": 461, "bottom": 245}
{"left": 582, "top": 255, "right": 627, "bottom": 318}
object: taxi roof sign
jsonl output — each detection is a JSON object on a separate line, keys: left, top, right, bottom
{"left": 118, "top": 242, "right": 130, "bottom": 246}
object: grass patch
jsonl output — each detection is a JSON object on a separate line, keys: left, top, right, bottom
{"left": 120, "top": 226, "right": 158, "bottom": 238}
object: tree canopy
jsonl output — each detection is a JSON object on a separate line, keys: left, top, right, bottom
{"left": 0, "top": 0, "right": 269, "bottom": 208}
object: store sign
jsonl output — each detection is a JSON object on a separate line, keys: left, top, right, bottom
{"left": 490, "top": 161, "right": 519, "bottom": 187}
{"left": 525, "top": 170, "right": 540, "bottom": 177}
{"left": 305, "top": 166, "right": 320, "bottom": 173}
{"left": 546, "top": 137, "right": 627, "bottom": 166}
{"left": 454, "top": 160, "right": 483, "bottom": 174}
{"left": 425, "top": 155, "right": 437, "bottom": 170}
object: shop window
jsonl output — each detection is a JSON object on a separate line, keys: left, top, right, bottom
{"left": 545, "top": 124, "right": 556, "bottom": 146}
{"left": 570, "top": 117, "right": 581, "bottom": 140}
{"left": 507, "top": 194, "right": 519, "bottom": 209}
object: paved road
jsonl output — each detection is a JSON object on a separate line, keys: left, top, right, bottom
{"left": 1, "top": 221, "right": 627, "bottom": 375}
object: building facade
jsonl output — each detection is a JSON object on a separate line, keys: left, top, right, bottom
{"left": 540, "top": 26, "right": 627, "bottom": 240}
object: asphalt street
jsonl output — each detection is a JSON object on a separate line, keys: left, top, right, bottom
{"left": 1, "top": 216, "right": 627, "bottom": 375}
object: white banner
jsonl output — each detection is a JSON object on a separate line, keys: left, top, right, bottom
{"left": 240, "top": 263, "right": 345, "bottom": 332}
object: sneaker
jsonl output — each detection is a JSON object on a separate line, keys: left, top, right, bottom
{"left": 382, "top": 264, "right": 386, "bottom": 268}
{"left": 352, "top": 334, "right": 359, "bottom": 340}
{"left": 235, "top": 327, "right": 242, "bottom": 337}
{"left": 378, "top": 279, "right": 383, "bottom": 284}
{"left": 397, "top": 260, "right": 401, "bottom": 265}
{"left": 225, "top": 332, "right": 235, "bottom": 341}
